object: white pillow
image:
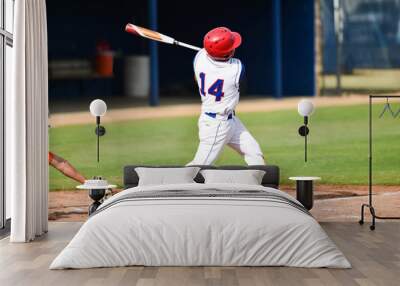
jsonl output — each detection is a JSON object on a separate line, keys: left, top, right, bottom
{"left": 135, "top": 167, "right": 200, "bottom": 186}
{"left": 200, "top": 169, "right": 266, "bottom": 185}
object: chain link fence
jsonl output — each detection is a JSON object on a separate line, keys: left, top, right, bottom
{"left": 318, "top": 0, "right": 400, "bottom": 95}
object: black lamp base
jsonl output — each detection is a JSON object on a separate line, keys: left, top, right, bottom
{"left": 296, "top": 180, "right": 314, "bottom": 210}
{"left": 88, "top": 188, "right": 106, "bottom": 215}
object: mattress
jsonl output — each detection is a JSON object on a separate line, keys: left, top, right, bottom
{"left": 50, "top": 183, "right": 351, "bottom": 269}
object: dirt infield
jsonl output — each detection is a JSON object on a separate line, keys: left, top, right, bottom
{"left": 50, "top": 95, "right": 371, "bottom": 127}
{"left": 49, "top": 185, "right": 400, "bottom": 222}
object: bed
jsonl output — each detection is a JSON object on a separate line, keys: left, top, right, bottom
{"left": 50, "top": 165, "right": 350, "bottom": 269}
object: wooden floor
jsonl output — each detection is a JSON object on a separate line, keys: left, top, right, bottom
{"left": 0, "top": 222, "right": 399, "bottom": 286}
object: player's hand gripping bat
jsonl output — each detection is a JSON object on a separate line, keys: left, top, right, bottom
{"left": 125, "top": 23, "right": 201, "bottom": 51}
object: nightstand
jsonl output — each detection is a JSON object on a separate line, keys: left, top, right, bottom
{"left": 289, "top": 177, "right": 321, "bottom": 210}
{"left": 77, "top": 180, "right": 116, "bottom": 215}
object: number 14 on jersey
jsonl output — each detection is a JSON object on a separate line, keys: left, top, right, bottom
{"left": 199, "top": 72, "right": 224, "bottom": 102}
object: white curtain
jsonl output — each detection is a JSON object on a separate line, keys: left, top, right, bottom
{"left": 8, "top": 0, "right": 49, "bottom": 242}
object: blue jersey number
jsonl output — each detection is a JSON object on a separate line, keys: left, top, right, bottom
{"left": 199, "top": 72, "right": 206, "bottom": 96}
{"left": 199, "top": 73, "right": 224, "bottom": 102}
{"left": 208, "top": 79, "right": 225, "bottom": 102}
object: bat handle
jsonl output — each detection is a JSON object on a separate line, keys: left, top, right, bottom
{"left": 174, "top": 41, "right": 201, "bottom": 51}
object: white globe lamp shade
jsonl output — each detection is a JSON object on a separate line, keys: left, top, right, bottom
{"left": 90, "top": 99, "right": 107, "bottom": 117}
{"left": 298, "top": 99, "right": 314, "bottom": 117}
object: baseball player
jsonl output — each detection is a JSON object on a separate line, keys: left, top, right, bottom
{"left": 187, "top": 27, "right": 265, "bottom": 166}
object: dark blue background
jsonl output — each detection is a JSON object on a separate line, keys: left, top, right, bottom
{"left": 47, "top": 0, "right": 315, "bottom": 99}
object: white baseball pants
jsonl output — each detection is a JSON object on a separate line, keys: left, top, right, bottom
{"left": 187, "top": 114, "right": 265, "bottom": 166}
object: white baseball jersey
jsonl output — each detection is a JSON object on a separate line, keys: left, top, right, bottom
{"left": 193, "top": 48, "right": 243, "bottom": 116}
{"left": 187, "top": 49, "right": 265, "bottom": 166}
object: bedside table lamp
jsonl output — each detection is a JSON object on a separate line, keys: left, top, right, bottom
{"left": 297, "top": 99, "right": 315, "bottom": 162}
{"left": 89, "top": 99, "right": 107, "bottom": 162}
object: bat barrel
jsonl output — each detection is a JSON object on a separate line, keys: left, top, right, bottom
{"left": 125, "top": 23, "right": 201, "bottom": 51}
{"left": 125, "top": 24, "right": 138, "bottom": 35}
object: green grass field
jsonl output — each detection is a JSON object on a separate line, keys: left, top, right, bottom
{"left": 49, "top": 104, "right": 400, "bottom": 190}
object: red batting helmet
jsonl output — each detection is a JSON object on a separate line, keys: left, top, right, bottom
{"left": 203, "top": 27, "right": 242, "bottom": 59}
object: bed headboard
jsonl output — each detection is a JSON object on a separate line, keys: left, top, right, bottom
{"left": 123, "top": 165, "right": 280, "bottom": 189}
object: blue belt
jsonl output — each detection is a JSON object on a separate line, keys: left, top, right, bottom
{"left": 205, "top": 112, "right": 234, "bottom": 120}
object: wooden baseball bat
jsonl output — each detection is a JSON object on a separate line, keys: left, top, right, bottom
{"left": 125, "top": 23, "right": 201, "bottom": 51}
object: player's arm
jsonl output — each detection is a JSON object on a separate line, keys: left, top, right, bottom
{"left": 193, "top": 49, "right": 202, "bottom": 84}
{"left": 49, "top": 152, "right": 86, "bottom": 184}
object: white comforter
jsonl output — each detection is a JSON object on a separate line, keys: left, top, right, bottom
{"left": 50, "top": 183, "right": 351, "bottom": 269}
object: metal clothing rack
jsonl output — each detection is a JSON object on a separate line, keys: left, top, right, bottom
{"left": 359, "top": 95, "right": 400, "bottom": 230}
